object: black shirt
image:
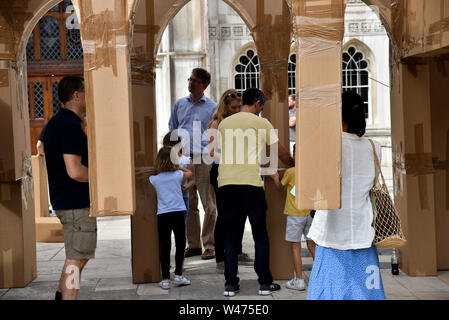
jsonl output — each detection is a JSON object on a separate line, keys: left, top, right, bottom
{"left": 40, "top": 108, "right": 90, "bottom": 210}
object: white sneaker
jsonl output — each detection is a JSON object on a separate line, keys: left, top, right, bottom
{"left": 285, "top": 278, "right": 305, "bottom": 291}
{"left": 159, "top": 280, "right": 171, "bottom": 290}
{"left": 173, "top": 275, "right": 191, "bottom": 286}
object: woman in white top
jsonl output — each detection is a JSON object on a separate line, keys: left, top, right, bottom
{"left": 307, "top": 91, "right": 386, "bottom": 300}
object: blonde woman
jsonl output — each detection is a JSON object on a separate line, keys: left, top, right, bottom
{"left": 208, "top": 89, "right": 250, "bottom": 272}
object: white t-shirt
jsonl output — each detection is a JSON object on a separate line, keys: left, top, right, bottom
{"left": 307, "top": 132, "right": 382, "bottom": 250}
{"left": 149, "top": 170, "right": 186, "bottom": 215}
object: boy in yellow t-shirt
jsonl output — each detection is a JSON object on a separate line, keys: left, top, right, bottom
{"left": 272, "top": 144, "right": 316, "bottom": 291}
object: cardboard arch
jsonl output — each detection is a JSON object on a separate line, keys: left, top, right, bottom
{"left": 131, "top": 0, "right": 257, "bottom": 59}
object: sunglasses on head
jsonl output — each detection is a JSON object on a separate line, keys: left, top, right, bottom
{"left": 226, "top": 92, "right": 242, "bottom": 99}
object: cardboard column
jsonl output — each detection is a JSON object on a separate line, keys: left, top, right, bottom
{"left": 390, "top": 62, "right": 438, "bottom": 276}
{"left": 130, "top": 0, "right": 161, "bottom": 284}
{"left": 0, "top": 179, "right": 37, "bottom": 289}
{"left": 72, "top": 0, "right": 136, "bottom": 217}
{"left": 253, "top": 0, "right": 294, "bottom": 280}
{"left": 0, "top": 5, "right": 36, "bottom": 288}
{"left": 429, "top": 58, "right": 449, "bottom": 270}
{"left": 291, "top": 0, "right": 345, "bottom": 210}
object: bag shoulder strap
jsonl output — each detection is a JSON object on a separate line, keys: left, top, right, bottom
{"left": 368, "top": 139, "right": 386, "bottom": 187}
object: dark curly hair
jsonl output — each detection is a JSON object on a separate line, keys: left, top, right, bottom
{"left": 342, "top": 90, "right": 366, "bottom": 137}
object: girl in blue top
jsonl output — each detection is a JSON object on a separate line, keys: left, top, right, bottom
{"left": 150, "top": 146, "right": 193, "bottom": 290}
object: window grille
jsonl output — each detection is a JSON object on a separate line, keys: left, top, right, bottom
{"left": 234, "top": 49, "right": 260, "bottom": 92}
{"left": 342, "top": 46, "right": 370, "bottom": 118}
{"left": 288, "top": 53, "right": 296, "bottom": 95}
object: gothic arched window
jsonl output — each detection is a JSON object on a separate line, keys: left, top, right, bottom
{"left": 342, "top": 46, "right": 370, "bottom": 118}
{"left": 234, "top": 49, "right": 260, "bottom": 92}
{"left": 288, "top": 53, "right": 296, "bottom": 95}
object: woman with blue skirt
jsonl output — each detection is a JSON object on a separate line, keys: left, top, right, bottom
{"left": 307, "top": 91, "right": 386, "bottom": 300}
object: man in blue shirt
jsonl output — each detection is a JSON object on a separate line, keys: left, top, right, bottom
{"left": 169, "top": 68, "right": 217, "bottom": 260}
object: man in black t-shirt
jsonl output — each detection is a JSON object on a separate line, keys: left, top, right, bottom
{"left": 39, "top": 77, "right": 96, "bottom": 300}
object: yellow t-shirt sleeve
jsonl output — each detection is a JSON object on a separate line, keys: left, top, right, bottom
{"left": 281, "top": 169, "right": 291, "bottom": 186}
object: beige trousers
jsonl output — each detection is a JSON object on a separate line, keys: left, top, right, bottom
{"left": 187, "top": 162, "right": 217, "bottom": 250}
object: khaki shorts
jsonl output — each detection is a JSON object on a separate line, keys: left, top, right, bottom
{"left": 55, "top": 208, "right": 97, "bottom": 260}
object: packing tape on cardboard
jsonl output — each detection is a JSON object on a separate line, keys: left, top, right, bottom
{"left": 76, "top": 0, "right": 130, "bottom": 76}
{"left": 1, "top": 249, "right": 13, "bottom": 288}
{"left": 298, "top": 35, "right": 341, "bottom": 58}
{"left": 252, "top": 1, "right": 292, "bottom": 102}
{"left": 104, "top": 196, "right": 118, "bottom": 212}
{"left": 130, "top": 52, "right": 156, "bottom": 86}
{"left": 295, "top": 16, "right": 344, "bottom": 41}
{"left": 21, "top": 156, "right": 33, "bottom": 211}
{"left": 298, "top": 84, "right": 341, "bottom": 108}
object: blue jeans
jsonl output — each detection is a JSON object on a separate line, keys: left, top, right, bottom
{"left": 219, "top": 185, "right": 273, "bottom": 286}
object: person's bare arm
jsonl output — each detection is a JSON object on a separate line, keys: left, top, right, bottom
{"left": 209, "top": 120, "right": 219, "bottom": 158}
{"left": 276, "top": 142, "right": 294, "bottom": 168}
{"left": 268, "top": 172, "right": 283, "bottom": 191}
{"left": 179, "top": 166, "right": 193, "bottom": 181}
{"left": 289, "top": 116, "right": 296, "bottom": 128}
{"left": 63, "top": 154, "right": 89, "bottom": 182}
{"left": 182, "top": 162, "right": 196, "bottom": 191}
{"left": 37, "top": 140, "right": 45, "bottom": 156}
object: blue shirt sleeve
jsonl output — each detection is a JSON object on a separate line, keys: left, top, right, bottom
{"left": 169, "top": 102, "right": 179, "bottom": 130}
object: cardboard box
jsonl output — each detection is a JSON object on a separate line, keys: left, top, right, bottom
{"left": 35, "top": 217, "right": 64, "bottom": 243}
{"left": 0, "top": 62, "right": 31, "bottom": 183}
{"left": 72, "top": 0, "right": 136, "bottom": 217}
{"left": 0, "top": 179, "right": 37, "bottom": 289}
{"left": 31, "top": 155, "right": 50, "bottom": 218}
{"left": 292, "top": 0, "right": 345, "bottom": 210}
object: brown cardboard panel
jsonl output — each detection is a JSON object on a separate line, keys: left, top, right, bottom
{"left": 72, "top": 0, "right": 136, "bottom": 217}
{"left": 31, "top": 155, "right": 50, "bottom": 218}
{"left": 265, "top": 176, "right": 294, "bottom": 280}
{"left": 36, "top": 217, "right": 64, "bottom": 243}
{"left": 429, "top": 59, "right": 449, "bottom": 270}
{"left": 131, "top": 167, "right": 160, "bottom": 284}
{"left": 0, "top": 179, "right": 37, "bottom": 289}
{"left": 0, "top": 64, "right": 31, "bottom": 183}
{"left": 398, "top": 0, "right": 449, "bottom": 58}
{"left": 292, "top": 0, "right": 344, "bottom": 210}
{"left": 392, "top": 63, "right": 438, "bottom": 276}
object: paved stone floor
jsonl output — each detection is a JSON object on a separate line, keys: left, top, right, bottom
{"left": 1, "top": 215, "right": 449, "bottom": 300}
